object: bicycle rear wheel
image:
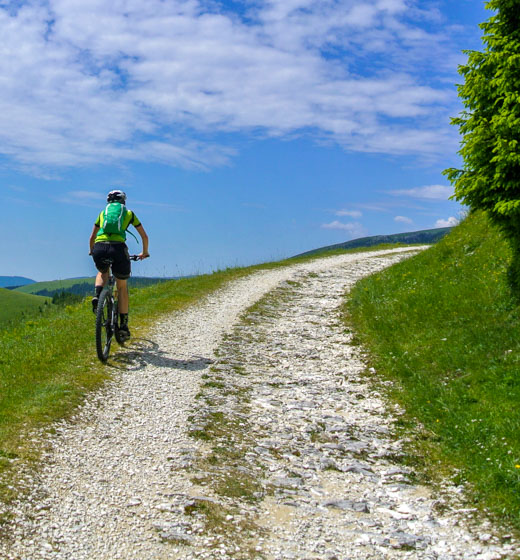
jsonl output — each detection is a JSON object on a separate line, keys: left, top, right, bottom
{"left": 95, "top": 288, "right": 114, "bottom": 362}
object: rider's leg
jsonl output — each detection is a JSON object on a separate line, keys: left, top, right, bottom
{"left": 92, "top": 271, "right": 109, "bottom": 312}
{"left": 116, "top": 278, "right": 129, "bottom": 314}
{"left": 112, "top": 244, "right": 131, "bottom": 333}
{"left": 116, "top": 278, "right": 130, "bottom": 336}
{"left": 95, "top": 271, "right": 109, "bottom": 291}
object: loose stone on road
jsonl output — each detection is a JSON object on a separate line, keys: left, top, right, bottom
{"left": 0, "top": 249, "right": 516, "bottom": 559}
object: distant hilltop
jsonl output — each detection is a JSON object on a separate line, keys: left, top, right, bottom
{"left": 0, "top": 276, "right": 36, "bottom": 289}
{"left": 294, "top": 227, "right": 453, "bottom": 258}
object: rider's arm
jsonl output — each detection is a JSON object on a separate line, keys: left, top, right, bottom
{"left": 89, "top": 225, "right": 100, "bottom": 254}
{"left": 135, "top": 224, "right": 149, "bottom": 259}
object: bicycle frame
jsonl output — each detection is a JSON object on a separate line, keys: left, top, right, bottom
{"left": 95, "top": 255, "right": 139, "bottom": 363}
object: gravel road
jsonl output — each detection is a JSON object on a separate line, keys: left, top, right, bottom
{"left": 1, "top": 248, "right": 517, "bottom": 560}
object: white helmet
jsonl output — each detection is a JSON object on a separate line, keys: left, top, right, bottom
{"left": 107, "top": 190, "right": 127, "bottom": 204}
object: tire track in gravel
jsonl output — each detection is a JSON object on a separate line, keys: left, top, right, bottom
{"left": 1, "top": 248, "right": 514, "bottom": 559}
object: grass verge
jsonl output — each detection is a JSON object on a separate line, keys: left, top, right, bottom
{"left": 347, "top": 211, "right": 520, "bottom": 530}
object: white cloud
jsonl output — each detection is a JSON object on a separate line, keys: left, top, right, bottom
{"left": 435, "top": 216, "right": 459, "bottom": 228}
{"left": 389, "top": 185, "right": 453, "bottom": 200}
{"left": 321, "top": 220, "right": 367, "bottom": 237}
{"left": 336, "top": 209, "right": 362, "bottom": 218}
{"left": 54, "top": 190, "right": 104, "bottom": 206}
{"left": 394, "top": 215, "right": 413, "bottom": 224}
{"left": 0, "top": 1, "right": 465, "bottom": 169}
{"left": 356, "top": 203, "right": 390, "bottom": 213}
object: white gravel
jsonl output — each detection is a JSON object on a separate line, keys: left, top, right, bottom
{"left": 1, "top": 248, "right": 516, "bottom": 560}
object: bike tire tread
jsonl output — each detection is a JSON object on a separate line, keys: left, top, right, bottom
{"left": 95, "top": 288, "right": 113, "bottom": 362}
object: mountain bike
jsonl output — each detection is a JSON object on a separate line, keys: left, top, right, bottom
{"left": 95, "top": 255, "right": 140, "bottom": 363}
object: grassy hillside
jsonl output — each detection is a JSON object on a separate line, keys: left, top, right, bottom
{"left": 14, "top": 278, "right": 96, "bottom": 294}
{"left": 348, "top": 211, "right": 520, "bottom": 529}
{"left": 15, "top": 276, "right": 170, "bottom": 297}
{"left": 0, "top": 289, "right": 52, "bottom": 329}
{"left": 296, "top": 226, "right": 452, "bottom": 257}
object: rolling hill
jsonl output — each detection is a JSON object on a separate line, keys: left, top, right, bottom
{"left": 294, "top": 227, "right": 453, "bottom": 257}
{"left": 0, "top": 288, "right": 52, "bottom": 329}
{"left": 14, "top": 276, "right": 170, "bottom": 298}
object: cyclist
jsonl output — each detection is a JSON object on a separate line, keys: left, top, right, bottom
{"left": 89, "top": 190, "right": 149, "bottom": 339}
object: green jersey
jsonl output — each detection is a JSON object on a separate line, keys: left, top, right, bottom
{"left": 95, "top": 209, "right": 141, "bottom": 243}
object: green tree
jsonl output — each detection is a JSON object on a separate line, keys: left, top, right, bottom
{"left": 51, "top": 291, "right": 82, "bottom": 306}
{"left": 444, "top": 0, "right": 520, "bottom": 286}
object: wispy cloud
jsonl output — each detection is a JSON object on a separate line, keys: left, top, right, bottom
{"left": 68, "top": 190, "right": 103, "bottom": 200}
{"left": 389, "top": 185, "right": 453, "bottom": 200}
{"left": 356, "top": 200, "right": 428, "bottom": 213}
{"left": 321, "top": 220, "right": 367, "bottom": 237}
{"left": 356, "top": 203, "right": 391, "bottom": 213}
{"left": 57, "top": 191, "right": 184, "bottom": 211}
{"left": 6, "top": 185, "right": 27, "bottom": 193}
{"left": 435, "top": 216, "right": 459, "bottom": 227}
{"left": 394, "top": 215, "right": 413, "bottom": 224}
{"left": 336, "top": 209, "right": 362, "bottom": 218}
{"left": 133, "top": 200, "right": 185, "bottom": 211}
{"left": 0, "top": 0, "right": 467, "bottom": 170}
{"left": 54, "top": 190, "right": 104, "bottom": 206}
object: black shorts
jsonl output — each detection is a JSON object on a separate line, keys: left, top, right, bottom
{"left": 92, "top": 242, "right": 131, "bottom": 280}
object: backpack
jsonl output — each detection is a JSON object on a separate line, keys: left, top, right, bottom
{"left": 102, "top": 202, "right": 128, "bottom": 236}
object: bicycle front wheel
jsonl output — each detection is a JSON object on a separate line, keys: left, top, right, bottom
{"left": 95, "top": 289, "right": 114, "bottom": 362}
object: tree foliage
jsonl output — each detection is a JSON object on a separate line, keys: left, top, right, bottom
{"left": 51, "top": 291, "right": 83, "bottom": 306}
{"left": 444, "top": 0, "right": 520, "bottom": 284}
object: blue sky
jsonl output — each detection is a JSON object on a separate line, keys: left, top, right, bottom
{"left": 0, "top": 0, "right": 489, "bottom": 281}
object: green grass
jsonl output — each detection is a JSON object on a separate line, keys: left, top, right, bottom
{"left": 348, "top": 210, "right": 520, "bottom": 529}
{"left": 0, "top": 289, "right": 52, "bottom": 329}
